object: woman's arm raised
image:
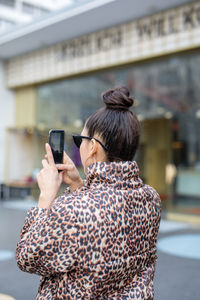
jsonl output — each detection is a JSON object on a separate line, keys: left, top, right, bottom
{"left": 37, "top": 143, "right": 64, "bottom": 209}
{"left": 16, "top": 200, "right": 79, "bottom": 277}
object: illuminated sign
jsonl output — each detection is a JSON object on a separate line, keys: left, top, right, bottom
{"left": 136, "top": 6, "right": 200, "bottom": 39}
{"left": 57, "top": 29, "right": 122, "bottom": 60}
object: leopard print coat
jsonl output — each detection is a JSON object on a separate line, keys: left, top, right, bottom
{"left": 16, "top": 161, "right": 161, "bottom": 299}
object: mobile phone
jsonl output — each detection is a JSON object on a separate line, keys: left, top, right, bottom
{"left": 49, "top": 129, "right": 65, "bottom": 164}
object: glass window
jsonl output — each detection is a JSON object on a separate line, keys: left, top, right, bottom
{"left": 0, "top": 18, "right": 15, "bottom": 25}
{"left": 36, "top": 77, "right": 107, "bottom": 130}
{"left": 36, "top": 51, "right": 200, "bottom": 213}
{"left": 22, "top": 2, "right": 49, "bottom": 15}
{"left": 0, "top": 18, "right": 15, "bottom": 33}
{"left": 39, "top": 8, "right": 49, "bottom": 14}
{"left": 22, "top": 2, "right": 35, "bottom": 14}
{"left": 0, "top": 0, "right": 15, "bottom": 7}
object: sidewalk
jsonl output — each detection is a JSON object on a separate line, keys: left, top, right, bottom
{"left": 155, "top": 218, "right": 200, "bottom": 300}
{"left": 0, "top": 200, "right": 200, "bottom": 300}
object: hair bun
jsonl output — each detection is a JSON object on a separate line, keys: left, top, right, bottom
{"left": 102, "top": 86, "right": 134, "bottom": 111}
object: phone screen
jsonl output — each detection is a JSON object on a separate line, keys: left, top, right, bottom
{"left": 49, "top": 130, "right": 65, "bottom": 164}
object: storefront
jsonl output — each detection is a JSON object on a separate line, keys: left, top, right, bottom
{"left": 3, "top": 1, "right": 200, "bottom": 218}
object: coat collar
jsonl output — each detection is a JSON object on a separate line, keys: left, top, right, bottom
{"left": 86, "top": 161, "right": 143, "bottom": 189}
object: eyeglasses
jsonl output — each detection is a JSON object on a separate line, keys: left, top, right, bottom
{"left": 72, "top": 135, "right": 108, "bottom": 152}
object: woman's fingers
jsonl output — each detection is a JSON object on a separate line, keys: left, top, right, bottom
{"left": 56, "top": 163, "right": 74, "bottom": 171}
{"left": 45, "top": 150, "right": 72, "bottom": 166}
{"left": 45, "top": 143, "right": 55, "bottom": 166}
{"left": 58, "top": 170, "right": 64, "bottom": 181}
{"left": 42, "top": 159, "right": 49, "bottom": 168}
{"left": 63, "top": 152, "right": 73, "bottom": 164}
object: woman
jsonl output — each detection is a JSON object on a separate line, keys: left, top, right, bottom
{"left": 16, "top": 86, "right": 161, "bottom": 299}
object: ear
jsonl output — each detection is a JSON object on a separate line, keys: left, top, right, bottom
{"left": 88, "top": 138, "right": 98, "bottom": 158}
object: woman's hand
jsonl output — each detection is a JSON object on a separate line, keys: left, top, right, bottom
{"left": 37, "top": 143, "right": 63, "bottom": 209}
{"left": 56, "top": 152, "right": 83, "bottom": 192}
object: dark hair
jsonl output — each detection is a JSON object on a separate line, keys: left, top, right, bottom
{"left": 85, "top": 86, "right": 141, "bottom": 162}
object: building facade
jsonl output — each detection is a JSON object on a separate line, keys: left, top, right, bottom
{"left": 0, "top": 0, "right": 200, "bottom": 220}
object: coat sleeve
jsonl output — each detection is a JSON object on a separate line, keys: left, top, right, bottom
{"left": 16, "top": 195, "right": 79, "bottom": 277}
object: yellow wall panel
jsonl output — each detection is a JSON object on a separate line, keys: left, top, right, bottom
{"left": 16, "top": 87, "right": 36, "bottom": 127}
{"left": 140, "top": 118, "right": 172, "bottom": 196}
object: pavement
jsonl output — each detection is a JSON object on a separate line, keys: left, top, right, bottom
{"left": 0, "top": 199, "right": 200, "bottom": 300}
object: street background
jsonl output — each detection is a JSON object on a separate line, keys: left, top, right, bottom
{"left": 1, "top": 0, "right": 200, "bottom": 299}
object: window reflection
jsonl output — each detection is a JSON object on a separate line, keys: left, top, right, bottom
{"left": 36, "top": 52, "right": 200, "bottom": 212}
